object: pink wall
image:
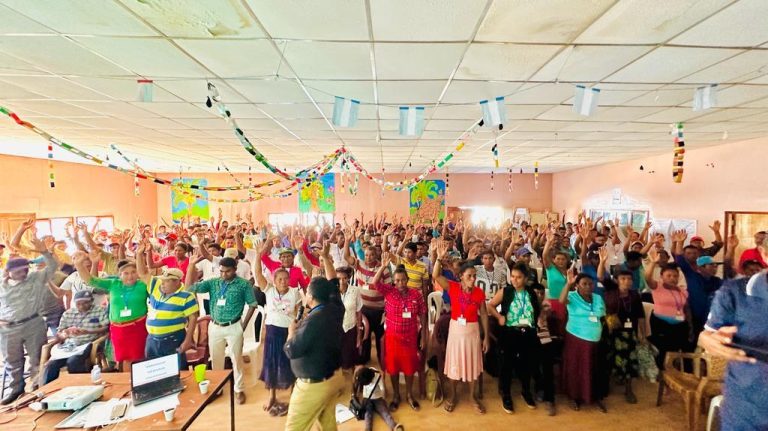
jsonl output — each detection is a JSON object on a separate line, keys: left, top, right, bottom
{"left": 552, "top": 138, "right": 768, "bottom": 242}
{"left": 155, "top": 172, "right": 554, "bottom": 222}
{"left": 0, "top": 154, "right": 158, "bottom": 226}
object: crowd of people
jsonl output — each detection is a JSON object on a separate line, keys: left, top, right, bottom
{"left": 0, "top": 209, "right": 765, "bottom": 430}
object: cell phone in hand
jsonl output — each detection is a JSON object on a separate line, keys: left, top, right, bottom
{"left": 728, "top": 342, "right": 768, "bottom": 363}
{"left": 295, "top": 305, "right": 305, "bottom": 322}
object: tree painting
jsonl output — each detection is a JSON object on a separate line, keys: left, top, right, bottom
{"left": 298, "top": 173, "right": 335, "bottom": 213}
{"left": 409, "top": 180, "right": 445, "bottom": 223}
{"left": 171, "top": 178, "right": 210, "bottom": 223}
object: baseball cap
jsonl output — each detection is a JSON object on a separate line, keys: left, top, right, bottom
{"left": 696, "top": 256, "right": 715, "bottom": 266}
{"left": 278, "top": 247, "right": 295, "bottom": 256}
{"left": 166, "top": 233, "right": 178, "bottom": 241}
{"left": 223, "top": 248, "right": 239, "bottom": 259}
{"left": 159, "top": 268, "right": 184, "bottom": 280}
{"left": 309, "top": 242, "right": 322, "bottom": 250}
{"left": 515, "top": 247, "right": 532, "bottom": 257}
{"left": 5, "top": 258, "right": 30, "bottom": 272}
{"left": 691, "top": 235, "right": 704, "bottom": 243}
{"left": 73, "top": 290, "right": 94, "bottom": 303}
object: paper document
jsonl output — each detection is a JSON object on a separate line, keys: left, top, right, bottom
{"left": 83, "top": 399, "right": 128, "bottom": 428}
{"left": 127, "top": 393, "right": 180, "bottom": 420}
{"left": 50, "top": 343, "right": 89, "bottom": 360}
{"left": 335, "top": 403, "right": 355, "bottom": 424}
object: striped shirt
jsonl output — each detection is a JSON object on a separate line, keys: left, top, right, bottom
{"left": 57, "top": 304, "right": 108, "bottom": 345}
{"left": 146, "top": 278, "right": 199, "bottom": 336}
{"left": 402, "top": 259, "right": 429, "bottom": 290}
{"left": 355, "top": 261, "right": 391, "bottom": 310}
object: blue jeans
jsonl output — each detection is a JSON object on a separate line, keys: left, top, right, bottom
{"left": 42, "top": 343, "right": 92, "bottom": 384}
{"left": 145, "top": 330, "right": 187, "bottom": 369}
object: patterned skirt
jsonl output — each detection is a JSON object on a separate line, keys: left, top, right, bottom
{"left": 607, "top": 328, "right": 639, "bottom": 381}
{"left": 259, "top": 325, "right": 296, "bottom": 390}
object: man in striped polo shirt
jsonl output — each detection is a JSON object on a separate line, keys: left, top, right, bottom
{"left": 137, "top": 255, "right": 199, "bottom": 369}
{"left": 344, "top": 244, "right": 391, "bottom": 364}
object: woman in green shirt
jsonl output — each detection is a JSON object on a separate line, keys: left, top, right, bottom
{"left": 74, "top": 255, "right": 149, "bottom": 371}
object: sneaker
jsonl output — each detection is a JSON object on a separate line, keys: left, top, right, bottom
{"left": 535, "top": 390, "right": 545, "bottom": 403}
{"left": 502, "top": 396, "right": 514, "bottom": 414}
{"left": 521, "top": 393, "right": 536, "bottom": 409}
{"left": 394, "top": 425, "right": 405, "bottom": 431}
{"left": 545, "top": 402, "right": 556, "bottom": 416}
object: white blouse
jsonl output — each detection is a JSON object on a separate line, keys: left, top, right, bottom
{"left": 264, "top": 286, "right": 302, "bottom": 328}
{"left": 340, "top": 284, "right": 363, "bottom": 333}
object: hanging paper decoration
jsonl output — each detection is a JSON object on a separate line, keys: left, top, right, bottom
{"left": 137, "top": 79, "right": 153, "bottom": 103}
{"left": 445, "top": 170, "right": 449, "bottom": 195}
{"left": 480, "top": 96, "right": 506, "bottom": 128}
{"left": 490, "top": 171, "right": 494, "bottom": 191}
{"left": 491, "top": 141, "right": 499, "bottom": 168}
{"left": 692, "top": 84, "right": 717, "bottom": 112}
{"left": 134, "top": 172, "right": 140, "bottom": 196}
{"left": 508, "top": 168, "right": 512, "bottom": 192}
{"left": 672, "top": 122, "right": 685, "bottom": 183}
{"left": 534, "top": 161, "right": 540, "bottom": 190}
{"left": 573, "top": 85, "right": 600, "bottom": 116}
{"left": 47, "top": 143, "right": 55, "bottom": 188}
{"left": 332, "top": 96, "right": 360, "bottom": 128}
{"left": 399, "top": 106, "right": 425, "bottom": 136}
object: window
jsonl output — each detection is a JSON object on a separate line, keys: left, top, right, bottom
{"left": 76, "top": 216, "right": 114, "bottom": 233}
{"left": 268, "top": 213, "right": 299, "bottom": 230}
{"left": 464, "top": 206, "right": 505, "bottom": 228}
{"left": 301, "top": 213, "right": 334, "bottom": 226}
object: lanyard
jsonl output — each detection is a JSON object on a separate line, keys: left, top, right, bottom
{"left": 670, "top": 288, "right": 684, "bottom": 313}
{"left": 484, "top": 267, "right": 495, "bottom": 286}
{"left": 619, "top": 294, "right": 632, "bottom": 315}
{"left": 120, "top": 285, "right": 135, "bottom": 308}
{"left": 219, "top": 279, "right": 233, "bottom": 299}
{"left": 458, "top": 288, "right": 473, "bottom": 317}
{"left": 512, "top": 289, "right": 529, "bottom": 322}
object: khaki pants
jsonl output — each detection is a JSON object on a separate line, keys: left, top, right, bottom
{"left": 208, "top": 322, "right": 245, "bottom": 393}
{"left": 285, "top": 370, "right": 344, "bottom": 431}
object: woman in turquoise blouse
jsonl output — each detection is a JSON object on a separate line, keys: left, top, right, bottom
{"left": 559, "top": 271, "right": 608, "bottom": 412}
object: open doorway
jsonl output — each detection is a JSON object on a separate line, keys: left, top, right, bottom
{"left": 723, "top": 211, "right": 768, "bottom": 259}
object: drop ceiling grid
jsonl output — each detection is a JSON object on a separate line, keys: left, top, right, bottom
{"left": 0, "top": 0, "right": 766, "bottom": 173}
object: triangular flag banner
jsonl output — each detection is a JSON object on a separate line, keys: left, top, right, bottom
{"left": 332, "top": 96, "right": 360, "bottom": 127}
{"left": 692, "top": 84, "right": 717, "bottom": 112}
{"left": 480, "top": 96, "right": 506, "bottom": 127}
{"left": 137, "top": 79, "right": 153, "bottom": 103}
{"left": 573, "top": 85, "right": 600, "bottom": 116}
{"left": 399, "top": 106, "right": 425, "bottom": 136}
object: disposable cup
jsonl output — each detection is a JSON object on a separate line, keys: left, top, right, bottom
{"left": 199, "top": 380, "right": 210, "bottom": 394}
{"left": 163, "top": 408, "right": 175, "bottom": 422}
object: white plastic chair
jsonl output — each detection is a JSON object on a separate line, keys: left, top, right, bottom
{"left": 426, "top": 291, "right": 444, "bottom": 334}
{"left": 642, "top": 302, "right": 654, "bottom": 337}
{"left": 707, "top": 395, "right": 723, "bottom": 431}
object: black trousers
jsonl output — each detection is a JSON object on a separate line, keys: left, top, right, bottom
{"left": 533, "top": 338, "right": 556, "bottom": 403}
{"left": 499, "top": 326, "right": 540, "bottom": 399}
{"left": 649, "top": 314, "right": 692, "bottom": 369}
{"left": 360, "top": 307, "right": 384, "bottom": 364}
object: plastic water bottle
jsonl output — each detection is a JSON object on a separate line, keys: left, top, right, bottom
{"left": 91, "top": 364, "right": 101, "bottom": 383}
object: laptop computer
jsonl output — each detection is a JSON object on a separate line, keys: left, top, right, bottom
{"left": 131, "top": 353, "right": 184, "bottom": 406}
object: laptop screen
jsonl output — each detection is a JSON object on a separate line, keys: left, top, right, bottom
{"left": 131, "top": 353, "right": 179, "bottom": 387}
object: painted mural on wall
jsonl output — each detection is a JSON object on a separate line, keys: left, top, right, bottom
{"left": 409, "top": 180, "right": 445, "bottom": 223}
{"left": 298, "top": 173, "right": 335, "bottom": 213}
{"left": 171, "top": 178, "right": 210, "bottom": 223}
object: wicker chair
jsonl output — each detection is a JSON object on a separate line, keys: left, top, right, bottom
{"left": 656, "top": 350, "right": 727, "bottom": 430}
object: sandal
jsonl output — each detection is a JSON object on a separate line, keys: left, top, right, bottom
{"left": 473, "top": 398, "right": 486, "bottom": 414}
{"left": 407, "top": 396, "right": 421, "bottom": 411}
{"left": 389, "top": 398, "right": 400, "bottom": 412}
{"left": 444, "top": 400, "right": 456, "bottom": 412}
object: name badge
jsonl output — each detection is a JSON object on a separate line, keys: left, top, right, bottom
{"left": 588, "top": 315, "right": 598, "bottom": 323}
{"left": 217, "top": 298, "right": 227, "bottom": 307}
{"left": 518, "top": 318, "right": 530, "bottom": 326}
{"left": 457, "top": 316, "right": 467, "bottom": 326}
{"left": 120, "top": 308, "right": 132, "bottom": 318}
{"left": 540, "top": 337, "right": 552, "bottom": 345}
{"left": 624, "top": 320, "right": 633, "bottom": 329}
{"left": 402, "top": 311, "right": 411, "bottom": 319}
{"left": 674, "top": 314, "right": 685, "bottom": 321}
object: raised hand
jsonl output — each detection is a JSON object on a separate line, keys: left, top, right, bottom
{"left": 648, "top": 246, "right": 661, "bottom": 263}
{"left": 598, "top": 246, "right": 608, "bottom": 262}
{"left": 29, "top": 235, "right": 47, "bottom": 253}
{"left": 190, "top": 247, "right": 204, "bottom": 264}
{"left": 671, "top": 229, "right": 688, "bottom": 243}
{"left": 709, "top": 220, "right": 721, "bottom": 234}
{"left": 321, "top": 240, "right": 331, "bottom": 257}
{"left": 727, "top": 234, "right": 739, "bottom": 249}
{"left": 381, "top": 252, "right": 393, "bottom": 267}
{"left": 21, "top": 218, "right": 36, "bottom": 231}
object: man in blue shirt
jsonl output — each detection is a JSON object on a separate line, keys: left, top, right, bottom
{"left": 699, "top": 268, "right": 767, "bottom": 431}
{"left": 676, "top": 254, "right": 723, "bottom": 337}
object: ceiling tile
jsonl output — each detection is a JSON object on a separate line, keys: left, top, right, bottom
{"left": 376, "top": 81, "right": 447, "bottom": 104}
{"left": 371, "top": 0, "right": 487, "bottom": 41}
{"left": 129, "top": 102, "right": 214, "bottom": 118}
{"left": 117, "top": 0, "right": 265, "bottom": 38}
{"left": 677, "top": 50, "right": 768, "bottom": 84}
{"left": 606, "top": 47, "right": 741, "bottom": 82}
{"left": 532, "top": 45, "right": 653, "bottom": 82}
{"left": 283, "top": 42, "right": 372, "bottom": 80}
{"left": 229, "top": 79, "right": 311, "bottom": 103}
{"left": 576, "top": 0, "right": 733, "bottom": 44}
{"left": 0, "top": 36, "right": 128, "bottom": 75}
{"left": 477, "top": 0, "right": 614, "bottom": 43}
{"left": 0, "top": 76, "right": 109, "bottom": 101}
{"left": 3, "top": 0, "right": 155, "bottom": 36}
{"left": 68, "top": 77, "right": 182, "bottom": 102}
{"left": 456, "top": 44, "right": 562, "bottom": 80}
{"left": 671, "top": 0, "right": 768, "bottom": 47}
{"left": 175, "top": 39, "right": 282, "bottom": 79}
{"left": 375, "top": 43, "right": 464, "bottom": 79}
{"left": 243, "top": 0, "right": 367, "bottom": 40}
{"left": 72, "top": 37, "right": 209, "bottom": 77}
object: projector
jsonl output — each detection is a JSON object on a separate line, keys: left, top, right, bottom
{"left": 41, "top": 385, "right": 104, "bottom": 411}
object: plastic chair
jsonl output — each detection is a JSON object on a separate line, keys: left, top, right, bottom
{"left": 426, "top": 291, "right": 444, "bottom": 335}
{"left": 185, "top": 316, "right": 212, "bottom": 369}
{"left": 240, "top": 305, "right": 265, "bottom": 364}
{"left": 38, "top": 334, "right": 109, "bottom": 386}
{"left": 707, "top": 395, "right": 723, "bottom": 431}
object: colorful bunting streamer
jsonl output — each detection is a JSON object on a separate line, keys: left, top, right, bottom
{"left": 490, "top": 171, "right": 494, "bottom": 191}
{"left": 508, "top": 168, "right": 512, "bottom": 192}
{"left": 673, "top": 123, "right": 685, "bottom": 183}
{"left": 47, "top": 143, "right": 55, "bottom": 188}
{"left": 134, "top": 172, "right": 140, "bottom": 196}
{"left": 534, "top": 161, "right": 539, "bottom": 190}
{"left": 491, "top": 141, "right": 499, "bottom": 168}
{"left": 445, "top": 170, "right": 449, "bottom": 195}
{"left": 399, "top": 106, "right": 425, "bottom": 136}
{"left": 480, "top": 96, "right": 506, "bottom": 128}
{"left": 332, "top": 96, "right": 360, "bottom": 128}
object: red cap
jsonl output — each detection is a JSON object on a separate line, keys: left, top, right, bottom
{"left": 691, "top": 235, "right": 704, "bottom": 242}
{"left": 166, "top": 233, "right": 178, "bottom": 241}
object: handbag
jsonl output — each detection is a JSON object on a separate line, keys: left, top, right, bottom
{"left": 349, "top": 373, "right": 381, "bottom": 420}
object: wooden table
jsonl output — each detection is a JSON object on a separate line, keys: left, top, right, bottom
{"left": 4, "top": 370, "right": 234, "bottom": 431}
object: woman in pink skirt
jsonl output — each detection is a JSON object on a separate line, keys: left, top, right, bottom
{"left": 433, "top": 241, "right": 490, "bottom": 414}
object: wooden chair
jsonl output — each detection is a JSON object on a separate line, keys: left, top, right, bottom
{"left": 185, "top": 316, "right": 212, "bottom": 369}
{"left": 656, "top": 350, "right": 727, "bottom": 431}
{"left": 38, "top": 334, "right": 109, "bottom": 386}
